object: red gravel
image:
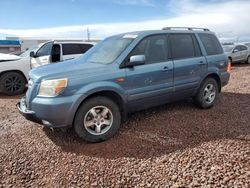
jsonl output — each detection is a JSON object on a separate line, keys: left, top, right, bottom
{"left": 0, "top": 64, "right": 249, "bottom": 187}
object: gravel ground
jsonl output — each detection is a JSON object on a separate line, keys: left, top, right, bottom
{"left": 0, "top": 64, "right": 250, "bottom": 187}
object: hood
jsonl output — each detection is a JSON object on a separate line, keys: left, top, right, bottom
{"left": 30, "top": 58, "right": 115, "bottom": 83}
{"left": 0, "top": 53, "right": 21, "bottom": 61}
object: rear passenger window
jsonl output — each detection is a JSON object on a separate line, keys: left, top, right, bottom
{"left": 62, "top": 44, "right": 93, "bottom": 55}
{"left": 169, "top": 34, "right": 201, "bottom": 60}
{"left": 198, "top": 34, "right": 223, "bottom": 55}
{"left": 240, "top": 45, "right": 247, "bottom": 51}
{"left": 131, "top": 35, "right": 168, "bottom": 64}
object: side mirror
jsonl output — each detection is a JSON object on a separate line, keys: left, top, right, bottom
{"left": 30, "top": 51, "right": 36, "bottom": 58}
{"left": 233, "top": 49, "right": 239, "bottom": 53}
{"left": 126, "top": 55, "right": 146, "bottom": 68}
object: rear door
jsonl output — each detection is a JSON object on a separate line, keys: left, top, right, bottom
{"left": 31, "top": 42, "right": 53, "bottom": 68}
{"left": 62, "top": 43, "right": 93, "bottom": 60}
{"left": 169, "top": 33, "right": 207, "bottom": 98}
{"left": 240, "top": 45, "right": 248, "bottom": 60}
{"left": 197, "top": 33, "right": 227, "bottom": 77}
{"left": 124, "top": 34, "right": 174, "bottom": 110}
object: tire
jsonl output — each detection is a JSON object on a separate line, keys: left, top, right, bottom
{"left": 74, "top": 96, "right": 121, "bottom": 142}
{"left": 0, "top": 72, "right": 26, "bottom": 96}
{"left": 246, "top": 56, "right": 250, "bottom": 64}
{"left": 194, "top": 78, "right": 219, "bottom": 109}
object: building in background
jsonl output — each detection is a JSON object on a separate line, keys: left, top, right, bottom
{"left": 3, "top": 37, "right": 100, "bottom": 54}
{"left": 0, "top": 40, "right": 21, "bottom": 54}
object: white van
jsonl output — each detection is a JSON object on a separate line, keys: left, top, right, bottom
{"left": 0, "top": 41, "right": 95, "bottom": 95}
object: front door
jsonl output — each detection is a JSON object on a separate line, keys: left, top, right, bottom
{"left": 31, "top": 42, "right": 53, "bottom": 68}
{"left": 124, "top": 34, "right": 174, "bottom": 111}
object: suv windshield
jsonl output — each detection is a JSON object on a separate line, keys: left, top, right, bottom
{"left": 83, "top": 35, "right": 135, "bottom": 64}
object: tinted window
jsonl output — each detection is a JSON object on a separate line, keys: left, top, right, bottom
{"left": 170, "top": 34, "right": 200, "bottom": 59}
{"left": 198, "top": 33, "right": 223, "bottom": 55}
{"left": 79, "top": 44, "right": 93, "bottom": 53}
{"left": 131, "top": 35, "right": 168, "bottom": 64}
{"left": 234, "top": 46, "right": 241, "bottom": 51}
{"left": 62, "top": 44, "right": 93, "bottom": 55}
{"left": 240, "top": 45, "right": 247, "bottom": 51}
{"left": 36, "top": 42, "right": 53, "bottom": 57}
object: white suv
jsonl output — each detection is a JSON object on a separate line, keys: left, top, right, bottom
{"left": 0, "top": 41, "right": 95, "bottom": 95}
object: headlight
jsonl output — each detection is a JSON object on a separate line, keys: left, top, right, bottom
{"left": 38, "top": 78, "right": 68, "bottom": 97}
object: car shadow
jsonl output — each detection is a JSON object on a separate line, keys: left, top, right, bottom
{"left": 43, "top": 92, "right": 250, "bottom": 159}
{"left": 0, "top": 94, "right": 23, "bottom": 99}
{"left": 231, "top": 62, "right": 250, "bottom": 68}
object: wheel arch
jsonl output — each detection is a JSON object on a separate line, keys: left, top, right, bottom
{"left": 203, "top": 73, "right": 222, "bottom": 92}
{"left": 71, "top": 90, "right": 127, "bottom": 126}
{"left": 0, "top": 70, "right": 28, "bottom": 83}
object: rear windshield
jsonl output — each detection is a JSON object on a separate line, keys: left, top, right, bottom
{"left": 198, "top": 33, "right": 223, "bottom": 55}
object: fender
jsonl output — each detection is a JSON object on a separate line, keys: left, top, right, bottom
{"left": 66, "top": 81, "right": 127, "bottom": 125}
{"left": 0, "top": 57, "right": 30, "bottom": 81}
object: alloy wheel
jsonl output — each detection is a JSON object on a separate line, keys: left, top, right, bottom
{"left": 84, "top": 106, "right": 113, "bottom": 136}
{"left": 203, "top": 84, "right": 216, "bottom": 104}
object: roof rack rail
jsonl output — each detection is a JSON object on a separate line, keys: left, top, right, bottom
{"left": 162, "top": 27, "right": 210, "bottom": 31}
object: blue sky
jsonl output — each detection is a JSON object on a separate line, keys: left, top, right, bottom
{"left": 0, "top": 0, "right": 169, "bottom": 29}
{"left": 0, "top": 0, "right": 250, "bottom": 42}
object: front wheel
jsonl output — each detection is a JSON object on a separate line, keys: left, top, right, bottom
{"left": 194, "top": 78, "right": 219, "bottom": 109}
{"left": 0, "top": 72, "right": 26, "bottom": 96}
{"left": 74, "top": 96, "right": 121, "bottom": 142}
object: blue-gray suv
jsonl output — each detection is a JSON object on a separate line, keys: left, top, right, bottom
{"left": 18, "top": 27, "right": 230, "bottom": 142}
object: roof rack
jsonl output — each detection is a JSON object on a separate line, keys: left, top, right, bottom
{"left": 162, "top": 27, "right": 210, "bottom": 31}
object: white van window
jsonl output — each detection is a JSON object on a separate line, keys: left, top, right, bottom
{"left": 62, "top": 44, "right": 93, "bottom": 55}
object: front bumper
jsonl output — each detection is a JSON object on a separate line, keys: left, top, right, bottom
{"left": 17, "top": 97, "right": 70, "bottom": 128}
{"left": 17, "top": 98, "right": 43, "bottom": 125}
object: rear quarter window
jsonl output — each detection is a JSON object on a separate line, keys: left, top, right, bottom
{"left": 198, "top": 33, "right": 223, "bottom": 56}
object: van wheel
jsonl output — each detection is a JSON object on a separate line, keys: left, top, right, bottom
{"left": 246, "top": 56, "right": 250, "bottom": 64}
{"left": 194, "top": 78, "right": 219, "bottom": 109}
{"left": 0, "top": 72, "right": 26, "bottom": 96}
{"left": 74, "top": 96, "right": 121, "bottom": 142}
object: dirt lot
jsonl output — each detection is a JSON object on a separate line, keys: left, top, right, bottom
{"left": 0, "top": 64, "right": 250, "bottom": 187}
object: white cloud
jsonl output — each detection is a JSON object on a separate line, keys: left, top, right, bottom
{"left": 0, "top": 0, "right": 250, "bottom": 42}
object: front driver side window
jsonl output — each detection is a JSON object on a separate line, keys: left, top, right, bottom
{"left": 234, "top": 46, "right": 241, "bottom": 52}
{"left": 131, "top": 35, "right": 168, "bottom": 64}
{"left": 36, "top": 42, "right": 53, "bottom": 57}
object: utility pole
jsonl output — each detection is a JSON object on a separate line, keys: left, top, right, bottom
{"left": 87, "top": 27, "right": 90, "bottom": 41}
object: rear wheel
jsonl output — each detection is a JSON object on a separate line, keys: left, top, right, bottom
{"left": 74, "top": 96, "right": 121, "bottom": 142}
{"left": 0, "top": 72, "right": 26, "bottom": 96}
{"left": 246, "top": 56, "right": 250, "bottom": 64}
{"left": 194, "top": 78, "right": 219, "bottom": 109}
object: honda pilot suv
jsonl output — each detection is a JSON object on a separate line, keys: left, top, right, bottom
{"left": 18, "top": 27, "right": 230, "bottom": 142}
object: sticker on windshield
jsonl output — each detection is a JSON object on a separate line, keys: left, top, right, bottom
{"left": 123, "top": 34, "right": 138, "bottom": 39}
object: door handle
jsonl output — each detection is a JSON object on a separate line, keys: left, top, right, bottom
{"left": 162, "top": 66, "right": 169, "bottom": 72}
{"left": 199, "top": 61, "right": 206, "bottom": 65}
